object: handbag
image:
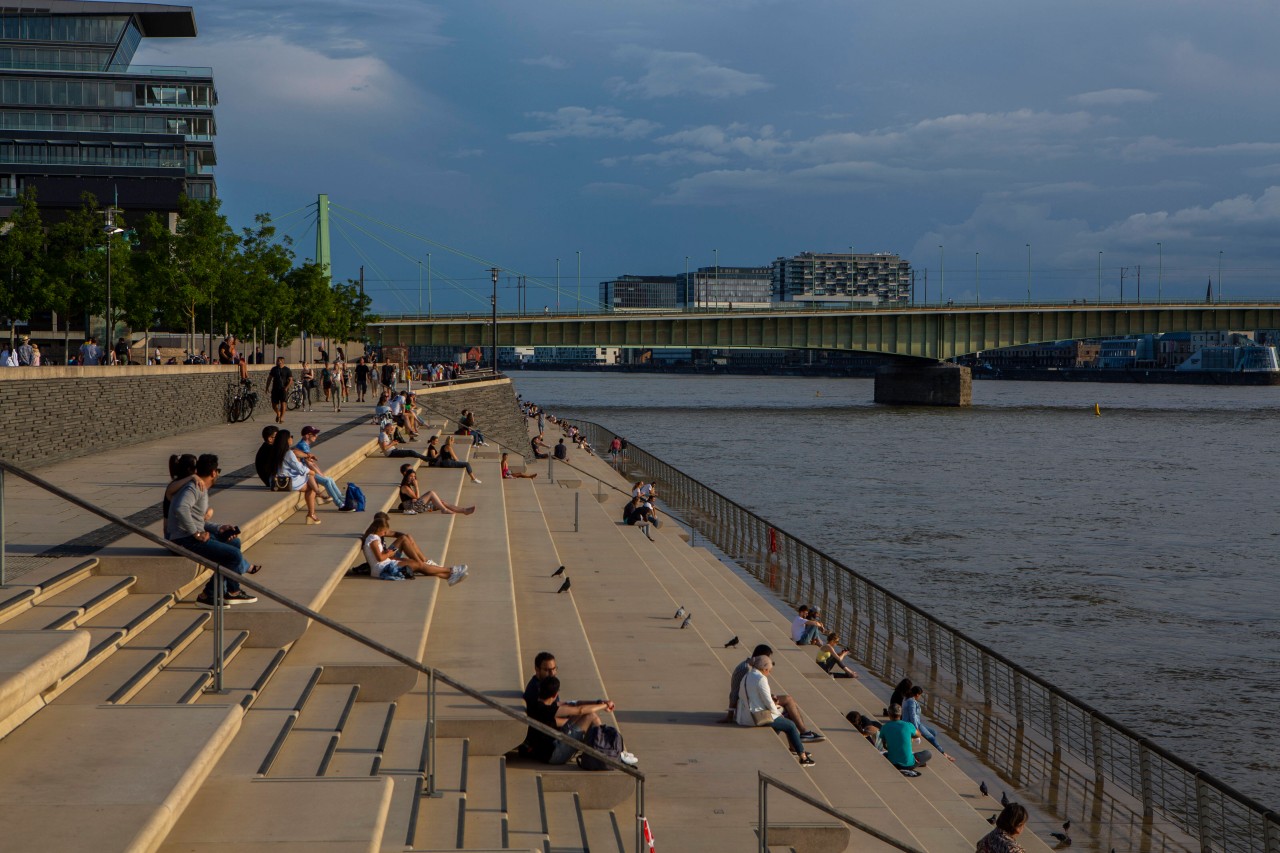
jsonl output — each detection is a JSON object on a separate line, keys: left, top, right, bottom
{"left": 270, "top": 475, "right": 290, "bottom": 491}
{"left": 751, "top": 709, "right": 774, "bottom": 726}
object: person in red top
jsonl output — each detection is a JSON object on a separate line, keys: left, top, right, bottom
{"left": 501, "top": 452, "right": 538, "bottom": 479}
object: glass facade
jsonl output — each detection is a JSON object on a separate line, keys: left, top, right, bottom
{"left": 772, "top": 252, "right": 912, "bottom": 304}
{"left": 0, "top": 4, "right": 215, "bottom": 217}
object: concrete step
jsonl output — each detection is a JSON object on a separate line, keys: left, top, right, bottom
{"left": 542, "top": 791, "right": 588, "bottom": 853}
{"left": 0, "top": 629, "right": 91, "bottom": 737}
{"left": 411, "top": 737, "right": 468, "bottom": 850}
{"left": 0, "top": 703, "right": 242, "bottom": 853}
{"left": 505, "top": 763, "right": 551, "bottom": 852}
{"left": 0, "top": 574, "right": 135, "bottom": 630}
{"left": 249, "top": 664, "right": 324, "bottom": 713}
{"left": 157, "top": 775, "right": 394, "bottom": 853}
{"left": 0, "top": 558, "right": 98, "bottom": 622}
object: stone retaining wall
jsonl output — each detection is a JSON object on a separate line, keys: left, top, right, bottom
{"left": 0, "top": 366, "right": 525, "bottom": 470}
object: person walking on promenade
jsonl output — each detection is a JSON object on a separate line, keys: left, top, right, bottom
{"left": 355, "top": 357, "right": 370, "bottom": 402}
{"left": 217, "top": 336, "right": 235, "bottom": 365}
{"left": 876, "top": 704, "right": 931, "bottom": 776}
{"left": 381, "top": 360, "right": 397, "bottom": 393}
{"left": 78, "top": 337, "right": 101, "bottom": 366}
{"left": 266, "top": 356, "right": 293, "bottom": 423}
{"left": 903, "top": 686, "right": 955, "bottom": 761}
{"left": 737, "top": 655, "right": 816, "bottom": 767}
{"left": 15, "top": 335, "right": 33, "bottom": 366}
{"left": 362, "top": 512, "right": 467, "bottom": 583}
{"left": 976, "top": 803, "right": 1029, "bottom": 853}
{"left": 166, "top": 454, "right": 260, "bottom": 608}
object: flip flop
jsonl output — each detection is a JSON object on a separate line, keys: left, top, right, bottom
{"left": 248, "top": 564, "right": 263, "bottom": 575}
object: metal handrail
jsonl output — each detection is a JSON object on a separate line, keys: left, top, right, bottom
{"left": 575, "top": 419, "right": 1280, "bottom": 853}
{"left": 0, "top": 457, "right": 648, "bottom": 852}
{"left": 757, "top": 772, "right": 925, "bottom": 853}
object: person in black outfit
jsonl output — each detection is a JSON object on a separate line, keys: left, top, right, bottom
{"left": 553, "top": 438, "right": 568, "bottom": 461}
{"left": 524, "top": 675, "right": 614, "bottom": 765}
{"left": 380, "top": 361, "right": 396, "bottom": 392}
{"left": 266, "top": 356, "right": 293, "bottom": 424}
{"left": 217, "top": 336, "right": 234, "bottom": 365}
{"left": 114, "top": 337, "right": 130, "bottom": 365}
{"left": 255, "top": 425, "right": 279, "bottom": 487}
{"left": 531, "top": 435, "right": 549, "bottom": 460}
{"left": 354, "top": 357, "right": 370, "bottom": 402}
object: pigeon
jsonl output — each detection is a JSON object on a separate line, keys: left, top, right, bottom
{"left": 1000, "top": 791, "right": 1010, "bottom": 808}
{"left": 979, "top": 781, "right": 988, "bottom": 797}
{"left": 1049, "top": 832, "right": 1071, "bottom": 846}
{"left": 680, "top": 614, "right": 692, "bottom": 629}
{"left": 1062, "top": 820, "right": 1071, "bottom": 832}
{"left": 557, "top": 577, "right": 571, "bottom": 594}
{"left": 986, "top": 815, "right": 997, "bottom": 825}
{"left": 673, "top": 606, "right": 686, "bottom": 619}
{"left": 551, "top": 565, "right": 566, "bottom": 577}
{"left": 724, "top": 636, "right": 739, "bottom": 649}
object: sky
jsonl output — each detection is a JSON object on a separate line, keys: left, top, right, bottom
{"left": 136, "top": 0, "right": 1280, "bottom": 315}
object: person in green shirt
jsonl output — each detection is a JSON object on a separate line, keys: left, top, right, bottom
{"left": 875, "top": 703, "right": 932, "bottom": 776}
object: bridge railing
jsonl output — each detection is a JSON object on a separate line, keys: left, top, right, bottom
{"left": 576, "top": 420, "right": 1279, "bottom": 853}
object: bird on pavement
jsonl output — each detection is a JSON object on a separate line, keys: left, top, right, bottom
{"left": 1049, "top": 832, "right": 1072, "bottom": 846}
{"left": 673, "top": 606, "right": 686, "bottom": 619}
{"left": 980, "top": 781, "right": 988, "bottom": 797}
{"left": 1001, "top": 791, "right": 1010, "bottom": 807}
{"left": 557, "top": 577, "right": 571, "bottom": 594}
{"left": 724, "top": 636, "right": 739, "bottom": 648}
{"left": 986, "top": 815, "right": 996, "bottom": 825}
{"left": 680, "top": 614, "right": 692, "bottom": 629}
{"left": 551, "top": 565, "right": 566, "bottom": 577}
{"left": 1062, "top": 820, "right": 1071, "bottom": 832}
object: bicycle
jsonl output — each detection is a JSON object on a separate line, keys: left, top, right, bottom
{"left": 226, "top": 379, "right": 258, "bottom": 423}
{"left": 287, "top": 382, "right": 306, "bottom": 411}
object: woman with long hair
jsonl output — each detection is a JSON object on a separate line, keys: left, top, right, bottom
{"left": 361, "top": 512, "right": 467, "bottom": 584}
{"left": 163, "top": 453, "right": 198, "bottom": 520}
{"left": 501, "top": 452, "right": 537, "bottom": 479}
{"left": 272, "top": 429, "right": 322, "bottom": 524}
{"left": 436, "top": 435, "right": 480, "bottom": 484}
{"left": 398, "top": 466, "right": 475, "bottom": 515}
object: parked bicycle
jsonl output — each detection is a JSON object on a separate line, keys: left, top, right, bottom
{"left": 226, "top": 379, "right": 258, "bottom": 423}
{"left": 286, "top": 381, "right": 306, "bottom": 411}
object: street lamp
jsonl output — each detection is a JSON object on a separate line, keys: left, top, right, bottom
{"left": 1025, "top": 243, "right": 1031, "bottom": 304}
{"left": 849, "top": 245, "right": 856, "bottom": 310}
{"left": 427, "top": 253, "right": 433, "bottom": 317}
{"left": 975, "top": 252, "right": 980, "bottom": 304}
{"left": 104, "top": 207, "right": 124, "bottom": 352}
{"left": 1157, "top": 242, "right": 1162, "bottom": 302}
{"left": 489, "top": 267, "right": 499, "bottom": 371}
{"left": 576, "top": 250, "right": 581, "bottom": 315}
{"left": 714, "top": 248, "right": 719, "bottom": 310}
{"left": 684, "top": 256, "right": 690, "bottom": 308}
{"left": 1218, "top": 250, "right": 1223, "bottom": 302}
{"left": 555, "top": 258, "right": 560, "bottom": 313}
{"left": 938, "top": 245, "right": 945, "bottom": 304}
{"left": 1097, "top": 252, "right": 1102, "bottom": 303}
{"left": 417, "top": 260, "right": 422, "bottom": 317}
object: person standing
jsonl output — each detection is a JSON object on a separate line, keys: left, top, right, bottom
{"left": 217, "top": 336, "right": 235, "bottom": 364}
{"left": 15, "top": 336, "right": 33, "bottom": 366}
{"left": 380, "top": 360, "right": 397, "bottom": 393}
{"left": 114, "top": 337, "right": 130, "bottom": 365}
{"left": 266, "top": 356, "right": 293, "bottom": 424}
{"left": 355, "top": 357, "right": 370, "bottom": 402}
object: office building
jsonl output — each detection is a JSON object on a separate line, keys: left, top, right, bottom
{"left": 772, "top": 252, "right": 911, "bottom": 305}
{"left": 599, "top": 275, "right": 678, "bottom": 311}
{"left": 0, "top": 1, "right": 216, "bottom": 222}
{"left": 676, "top": 265, "right": 772, "bottom": 308}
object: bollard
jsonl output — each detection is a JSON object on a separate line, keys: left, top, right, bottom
{"left": 574, "top": 492, "right": 580, "bottom": 532}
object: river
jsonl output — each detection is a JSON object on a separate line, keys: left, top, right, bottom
{"left": 510, "top": 372, "right": 1278, "bottom": 806}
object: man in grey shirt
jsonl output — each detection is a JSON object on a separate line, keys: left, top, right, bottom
{"left": 166, "top": 453, "right": 259, "bottom": 608}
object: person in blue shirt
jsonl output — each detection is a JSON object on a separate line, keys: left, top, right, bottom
{"left": 295, "top": 425, "right": 349, "bottom": 508}
{"left": 902, "top": 686, "right": 955, "bottom": 762}
{"left": 875, "top": 704, "right": 931, "bottom": 776}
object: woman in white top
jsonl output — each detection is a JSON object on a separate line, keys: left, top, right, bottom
{"left": 360, "top": 512, "right": 467, "bottom": 585}
{"left": 736, "top": 655, "right": 815, "bottom": 766}
{"left": 272, "top": 429, "right": 323, "bottom": 525}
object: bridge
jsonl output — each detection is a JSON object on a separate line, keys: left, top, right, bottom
{"left": 369, "top": 300, "right": 1280, "bottom": 360}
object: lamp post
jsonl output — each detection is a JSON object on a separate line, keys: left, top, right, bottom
{"left": 1025, "top": 243, "right": 1031, "bottom": 304}
{"left": 714, "top": 248, "right": 719, "bottom": 310}
{"left": 1157, "top": 242, "right": 1162, "bottom": 302}
{"left": 427, "top": 253, "right": 432, "bottom": 317}
{"left": 938, "top": 245, "right": 945, "bottom": 304}
{"left": 417, "top": 260, "right": 422, "bottom": 317}
{"left": 850, "top": 245, "right": 856, "bottom": 310}
{"left": 555, "top": 258, "right": 560, "bottom": 313}
{"left": 1097, "top": 251, "right": 1102, "bottom": 302}
{"left": 576, "top": 251, "right": 581, "bottom": 315}
{"left": 104, "top": 207, "right": 124, "bottom": 352}
{"left": 975, "top": 252, "right": 980, "bottom": 304}
{"left": 684, "top": 256, "right": 690, "bottom": 308}
{"left": 489, "top": 267, "right": 499, "bottom": 371}
{"left": 1218, "top": 250, "right": 1223, "bottom": 302}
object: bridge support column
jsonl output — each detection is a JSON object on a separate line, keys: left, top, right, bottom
{"left": 874, "top": 362, "right": 971, "bottom": 406}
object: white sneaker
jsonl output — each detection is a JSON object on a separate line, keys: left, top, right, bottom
{"left": 403, "top": 509, "right": 417, "bottom": 515}
{"left": 472, "top": 479, "right": 482, "bottom": 485}
{"left": 620, "top": 751, "right": 639, "bottom": 766}
{"left": 447, "top": 564, "right": 469, "bottom": 586}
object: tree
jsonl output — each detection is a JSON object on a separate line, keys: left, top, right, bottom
{"left": 329, "top": 278, "right": 378, "bottom": 344}
{"left": 46, "top": 192, "right": 101, "bottom": 343}
{"left": 0, "top": 188, "right": 49, "bottom": 344}
{"left": 165, "top": 196, "right": 237, "bottom": 353}
{"left": 232, "top": 214, "right": 296, "bottom": 348}
{"left": 287, "top": 262, "right": 333, "bottom": 349}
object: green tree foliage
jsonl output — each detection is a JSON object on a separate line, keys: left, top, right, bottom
{"left": 0, "top": 188, "right": 49, "bottom": 341}
{"left": 47, "top": 192, "right": 105, "bottom": 331}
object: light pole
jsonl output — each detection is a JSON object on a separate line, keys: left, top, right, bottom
{"left": 975, "top": 252, "right": 980, "bottom": 304}
{"left": 714, "top": 248, "right": 719, "bottom": 309}
{"left": 684, "top": 256, "right": 690, "bottom": 308}
{"left": 938, "top": 245, "right": 945, "bottom": 304}
{"left": 1218, "top": 250, "right": 1223, "bottom": 302}
{"left": 576, "top": 250, "right": 581, "bottom": 315}
{"left": 489, "top": 267, "right": 499, "bottom": 371}
{"left": 555, "top": 258, "right": 560, "bottom": 313}
{"left": 1097, "top": 251, "right": 1102, "bottom": 303}
{"left": 1157, "top": 242, "right": 1162, "bottom": 302}
{"left": 427, "top": 253, "right": 432, "bottom": 317}
{"left": 417, "top": 260, "right": 422, "bottom": 317}
{"left": 1025, "top": 243, "right": 1031, "bottom": 304}
{"left": 104, "top": 207, "right": 124, "bottom": 352}
{"left": 850, "top": 245, "right": 856, "bottom": 310}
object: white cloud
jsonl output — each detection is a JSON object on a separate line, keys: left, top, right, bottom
{"left": 523, "top": 55, "right": 569, "bottom": 70}
{"left": 1069, "top": 88, "right": 1159, "bottom": 107}
{"left": 607, "top": 45, "right": 770, "bottom": 98}
{"left": 509, "top": 107, "right": 660, "bottom": 143}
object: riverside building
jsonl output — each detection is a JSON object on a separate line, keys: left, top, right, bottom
{"left": 599, "top": 275, "right": 679, "bottom": 311}
{"left": 772, "top": 251, "right": 911, "bottom": 306}
{"left": 0, "top": 1, "right": 216, "bottom": 222}
{"left": 676, "top": 265, "right": 772, "bottom": 308}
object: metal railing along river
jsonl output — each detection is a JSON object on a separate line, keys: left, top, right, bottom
{"left": 577, "top": 420, "right": 1279, "bottom": 853}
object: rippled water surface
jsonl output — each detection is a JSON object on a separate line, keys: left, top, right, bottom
{"left": 512, "top": 372, "right": 1279, "bottom": 804}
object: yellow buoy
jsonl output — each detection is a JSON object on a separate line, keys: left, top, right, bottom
{"left": 1094, "top": 403, "right": 1101, "bottom": 417}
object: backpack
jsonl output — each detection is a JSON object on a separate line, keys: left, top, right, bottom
{"left": 342, "top": 483, "right": 366, "bottom": 512}
{"left": 576, "top": 724, "right": 624, "bottom": 771}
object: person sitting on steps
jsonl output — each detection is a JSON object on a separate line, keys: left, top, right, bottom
{"left": 736, "top": 655, "right": 816, "bottom": 767}
{"left": 816, "top": 632, "right": 860, "bottom": 679}
{"left": 523, "top": 673, "right": 637, "bottom": 767}
{"left": 166, "top": 453, "right": 260, "bottom": 608}
{"left": 501, "top": 452, "right": 537, "bottom": 479}
{"left": 876, "top": 703, "right": 931, "bottom": 777}
{"left": 721, "top": 643, "right": 824, "bottom": 744}
{"left": 397, "top": 465, "right": 475, "bottom": 515}
{"left": 791, "top": 604, "right": 825, "bottom": 646}
{"left": 361, "top": 512, "right": 468, "bottom": 584}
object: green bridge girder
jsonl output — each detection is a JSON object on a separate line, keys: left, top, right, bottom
{"left": 368, "top": 302, "right": 1280, "bottom": 361}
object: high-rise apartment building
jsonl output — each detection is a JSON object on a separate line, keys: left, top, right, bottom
{"left": 0, "top": 1, "right": 216, "bottom": 221}
{"left": 772, "top": 252, "right": 911, "bottom": 305}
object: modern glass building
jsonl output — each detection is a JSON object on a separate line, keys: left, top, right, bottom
{"left": 676, "top": 266, "right": 772, "bottom": 308}
{"left": 0, "top": 1, "right": 215, "bottom": 222}
{"left": 772, "top": 252, "right": 912, "bottom": 305}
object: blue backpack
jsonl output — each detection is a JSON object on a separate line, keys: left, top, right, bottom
{"left": 342, "top": 483, "right": 366, "bottom": 512}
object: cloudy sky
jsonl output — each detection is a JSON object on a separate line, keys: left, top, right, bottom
{"left": 139, "top": 0, "right": 1280, "bottom": 314}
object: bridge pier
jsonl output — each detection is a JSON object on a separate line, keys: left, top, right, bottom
{"left": 874, "top": 362, "right": 972, "bottom": 407}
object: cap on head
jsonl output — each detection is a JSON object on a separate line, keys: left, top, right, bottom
{"left": 301, "top": 426, "right": 319, "bottom": 436}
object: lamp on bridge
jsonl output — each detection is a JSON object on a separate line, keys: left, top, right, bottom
{"left": 103, "top": 208, "right": 125, "bottom": 351}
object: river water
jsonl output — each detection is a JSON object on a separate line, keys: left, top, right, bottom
{"left": 511, "top": 372, "right": 1278, "bottom": 806}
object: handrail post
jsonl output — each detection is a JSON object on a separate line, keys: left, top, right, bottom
{"left": 635, "top": 776, "right": 645, "bottom": 853}
{"left": 574, "top": 492, "right": 579, "bottom": 533}
{"left": 548, "top": 456, "right": 554, "bottom": 482}
{"left": 758, "top": 773, "right": 768, "bottom": 852}
{"left": 212, "top": 565, "right": 224, "bottom": 692}
{"left": 425, "top": 668, "right": 438, "bottom": 797}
